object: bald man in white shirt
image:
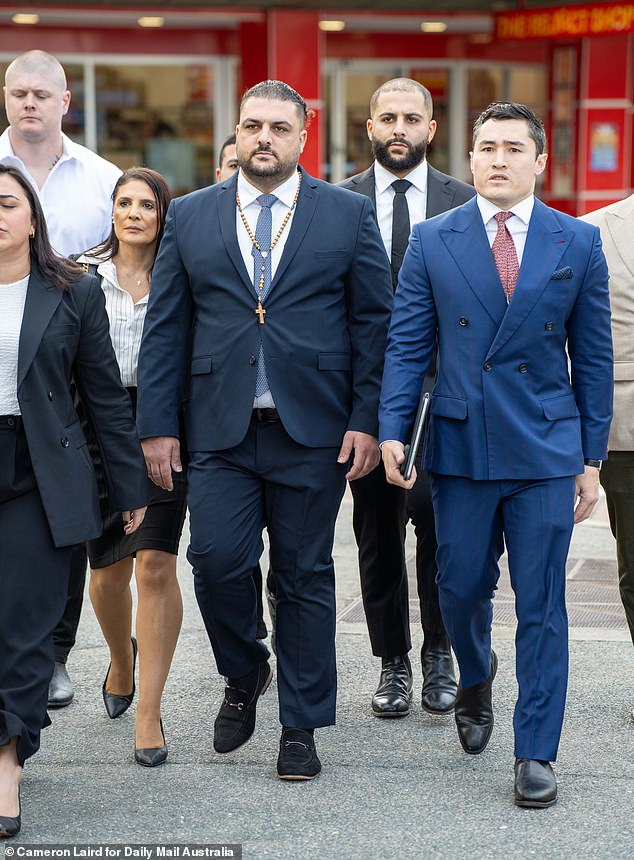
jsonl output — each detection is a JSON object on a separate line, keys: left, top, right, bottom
{"left": 1, "top": 50, "right": 122, "bottom": 707}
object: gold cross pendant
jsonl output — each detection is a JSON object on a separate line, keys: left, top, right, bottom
{"left": 255, "top": 300, "right": 266, "bottom": 324}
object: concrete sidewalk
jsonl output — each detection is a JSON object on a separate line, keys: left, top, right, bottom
{"left": 7, "top": 491, "right": 634, "bottom": 859}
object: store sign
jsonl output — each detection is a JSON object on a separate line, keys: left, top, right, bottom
{"left": 496, "top": 3, "right": 634, "bottom": 40}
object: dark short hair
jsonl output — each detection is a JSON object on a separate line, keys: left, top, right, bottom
{"left": 240, "top": 80, "right": 308, "bottom": 125}
{"left": 369, "top": 78, "right": 433, "bottom": 118}
{"left": 83, "top": 166, "right": 171, "bottom": 268}
{"left": 218, "top": 133, "right": 236, "bottom": 169}
{"left": 472, "top": 102, "right": 547, "bottom": 157}
{"left": 0, "top": 164, "right": 80, "bottom": 291}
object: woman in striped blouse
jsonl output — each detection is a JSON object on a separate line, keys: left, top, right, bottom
{"left": 77, "top": 167, "right": 186, "bottom": 768}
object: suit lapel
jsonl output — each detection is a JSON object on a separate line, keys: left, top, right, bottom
{"left": 18, "top": 263, "right": 63, "bottom": 387}
{"left": 218, "top": 175, "right": 255, "bottom": 295}
{"left": 350, "top": 166, "right": 377, "bottom": 220}
{"left": 605, "top": 199, "right": 634, "bottom": 283}
{"left": 269, "top": 168, "right": 319, "bottom": 291}
{"left": 440, "top": 198, "right": 507, "bottom": 327}
{"left": 486, "top": 199, "right": 572, "bottom": 359}
{"left": 426, "top": 165, "right": 454, "bottom": 219}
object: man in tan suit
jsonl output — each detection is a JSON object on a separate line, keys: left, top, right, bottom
{"left": 582, "top": 195, "right": 634, "bottom": 716}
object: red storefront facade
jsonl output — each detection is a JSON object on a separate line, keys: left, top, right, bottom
{"left": 0, "top": 2, "right": 631, "bottom": 213}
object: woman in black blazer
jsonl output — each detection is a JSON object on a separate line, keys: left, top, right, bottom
{"left": 0, "top": 165, "right": 147, "bottom": 839}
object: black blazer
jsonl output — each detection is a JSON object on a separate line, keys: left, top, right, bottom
{"left": 339, "top": 162, "right": 476, "bottom": 391}
{"left": 137, "top": 167, "right": 393, "bottom": 451}
{"left": 17, "top": 264, "right": 147, "bottom": 548}
{"left": 338, "top": 162, "right": 475, "bottom": 220}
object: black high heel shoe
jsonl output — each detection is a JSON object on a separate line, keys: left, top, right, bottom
{"left": 135, "top": 719, "right": 168, "bottom": 768}
{"left": 102, "top": 637, "right": 137, "bottom": 719}
{"left": 0, "top": 786, "right": 21, "bottom": 839}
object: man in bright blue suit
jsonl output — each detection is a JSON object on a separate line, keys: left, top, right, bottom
{"left": 137, "top": 80, "right": 392, "bottom": 780}
{"left": 379, "top": 102, "right": 612, "bottom": 808}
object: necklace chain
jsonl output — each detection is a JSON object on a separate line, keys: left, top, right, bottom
{"left": 236, "top": 173, "right": 302, "bottom": 310}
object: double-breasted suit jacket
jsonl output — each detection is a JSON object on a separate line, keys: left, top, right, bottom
{"left": 17, "top": 265, "right": 147, "bottom": 547}
{"left": 380, "top": 196, "right": 613, "bottom": 479}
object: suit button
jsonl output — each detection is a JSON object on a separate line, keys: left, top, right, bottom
{"left": 544, "top": 322, "right": 554, "bottom": 331}
{"left": 458, "top": 317, "right": 469, "bottom": 327}
{"left": 48, "top": 391, "right": 53, "bottom": 401}
{"left": 61, "top": 437, "right": 69, "bottom": 447}
{"left": 248, "top": 355, "right": 256, "bottom": 366}
{"left": 518, "top": 363, "right": 528, "bottom": 373}
{"left": 483, "top": 362, "right": 492, "bottom": 372}
{"left": 7, "top": 417, "right": 15, "bottom": 427}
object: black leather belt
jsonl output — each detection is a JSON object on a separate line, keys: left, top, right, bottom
{"left": 0, "top": 414, "right": 22, "bottom": 430}
{"left": 252, "top": 407, "right": 280, "bottom": 423}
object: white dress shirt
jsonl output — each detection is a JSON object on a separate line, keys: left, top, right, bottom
{"left": 374, "top": 159, "right": 429, "bottom": 259}
{"left": 477, "top": 193, "right": 535, "bottom": 269}
{"left": 0, "top": 274, "right": 29, "bottom": 415}
{"left": 0, "top": 129, "right": 121, "bottom": 258}
{"left": 77, "top": 255, "right": 148, "bottom": 388}
{"left": 235, "top": 168, "right": 301, "bottom": 407}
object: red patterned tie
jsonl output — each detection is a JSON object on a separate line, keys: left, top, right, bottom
{"left": 492, "top": 211, "right": 519, "bottom": 302}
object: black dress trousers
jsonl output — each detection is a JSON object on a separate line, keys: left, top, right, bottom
{"left": 0, "top": 419, "right": 73, "bottom": 764}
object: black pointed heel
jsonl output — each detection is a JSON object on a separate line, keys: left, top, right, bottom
{"left": 135, "top": 719, "right": 168, "bottom": 767}
{"left": 0, "top": 786, "right": 21, "bottom": 839}
{"left": 102, "top": 636, "right": 137, "bottom": 719}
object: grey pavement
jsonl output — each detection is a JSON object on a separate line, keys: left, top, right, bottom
{"left": 6, "top": 490, "right": 634, "bottom": 859}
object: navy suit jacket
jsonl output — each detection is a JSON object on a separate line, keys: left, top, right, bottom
{"left": 17, "top": 265, "right": 147, "bottom": 547}
{"left": 137, "top": 168, "right": 393, "bottom": 451}
{"left": 379, "top": 196, "right": 613, "bottom": 480}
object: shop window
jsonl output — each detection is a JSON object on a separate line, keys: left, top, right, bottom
{"left": 95, "top": 63, "right": 214, "bottom": 194}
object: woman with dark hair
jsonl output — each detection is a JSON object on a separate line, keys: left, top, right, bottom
{"left": 0, "top": 164, "right": 147, "bottom": 838}
{"left": 76, "top": 167, "right": 186, "bottom": 768}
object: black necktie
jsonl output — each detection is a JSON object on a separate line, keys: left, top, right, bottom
{"left": 390, "top": 179, "right": 412, "bottom": 288}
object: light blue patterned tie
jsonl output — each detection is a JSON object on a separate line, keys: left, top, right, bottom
{"left": 252, "top": 194, "right": 277, "bottom": 397}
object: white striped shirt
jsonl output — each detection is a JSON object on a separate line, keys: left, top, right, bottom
{"left": 0, "top": 274, "right": 29, "bottom": 414}
{"left": 78, "top": 256, "right": 148, "bottom": 387}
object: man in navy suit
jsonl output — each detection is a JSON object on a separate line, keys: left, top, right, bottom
{"left": 137, "top": 80, "right": 392, "bottom": 780}
{"left": 380, "top": 102, "right": 612, "bottom": 807}
{"left": 340, "top": 78, "right": 474, "bottom": 719}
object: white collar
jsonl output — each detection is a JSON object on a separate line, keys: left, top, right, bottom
{"left": 477, "top": 193, "right": 535, "bottom": 227}
{"left": 374, "top": 159, "right": 428, "bottom": 195}
{"left": 237, "top": 168, "right": 301, "bottom": 210}
{"left": 0, "top": 128, "right": 82, "bottom": 167}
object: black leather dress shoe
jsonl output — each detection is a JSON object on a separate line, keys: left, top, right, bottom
{"left": 135, "top": 719, "right": 168, "bottom": 767}
{"left": 0, "top": 787, "right": 21, "bottom": 839}
{"left": 371, "top": 655, "right": 413, "bottom": 717}
{"left": 48, "top": 661, "right": 74, "bottom": 708}
{"left": 514, "top": 758, "right": 557, "bottom": 808}
{"left": 454, "top": 649, "right": 498, "bottom": 754}
{"left": 102, "top": 637, "right": 137, "bottom": 719}
{"left": 421, "top": 631, "right": 457, "bottom": 714}
{"left": 214, "top": 660, "right": 273, "bottom": 753}
{"left": 277, "top": 728, "right": 321, "bottom": 780}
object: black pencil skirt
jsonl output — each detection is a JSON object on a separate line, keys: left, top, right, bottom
{"left": 0, "top": 417, "right": 73, "bottom": 765}
{"left": 85, "top": 387, "right": 187, "bottom": 569}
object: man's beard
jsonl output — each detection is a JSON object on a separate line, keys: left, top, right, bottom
{"left": 238, "top": 147, "right": 298, "bottom": 183}
{"left": 371, "top": 137, "right": 427, "bottom": 173}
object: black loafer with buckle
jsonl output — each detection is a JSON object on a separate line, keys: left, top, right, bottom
{"left": 214, "top": 660, "right": 273, "bottom": 754}
{"left": 277, "top": 729, "right": 321, "bottom": 780}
